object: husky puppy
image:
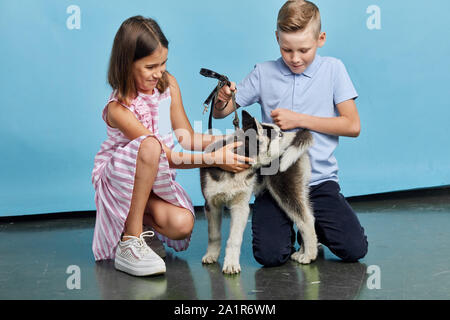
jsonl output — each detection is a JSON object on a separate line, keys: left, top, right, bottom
{"left": 200, "top": 110, "right": 318, "bottom": 274}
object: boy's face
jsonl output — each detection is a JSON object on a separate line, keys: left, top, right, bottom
{"left": 276, "top": 28, "right": 326, "bottom": 74}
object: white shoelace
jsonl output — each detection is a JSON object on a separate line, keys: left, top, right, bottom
{"left": 122, "top": 230, "right": 155, "bottom": 256}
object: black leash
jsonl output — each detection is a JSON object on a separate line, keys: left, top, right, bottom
{"left": 200, "top": 68, "right": 240, "bottom": 132}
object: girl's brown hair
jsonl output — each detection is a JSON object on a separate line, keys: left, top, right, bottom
{"left": 277, "top": 0, "right": 321, "bottom": 38}
{"left": 107, "top": 16, "right": 169, "bottom": 105}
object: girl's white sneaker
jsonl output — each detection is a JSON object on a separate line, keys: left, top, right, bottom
{"left": 114, "top": 231, "right": 166, "bottom": 276}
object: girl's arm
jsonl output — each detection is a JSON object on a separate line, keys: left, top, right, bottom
{"left": 107, "top": 101, "right": 251, "bottom": 171}
{"left": 168, "top": 73, "right": 224, "bottom": 151}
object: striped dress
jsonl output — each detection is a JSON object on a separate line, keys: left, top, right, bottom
{"left": 91, "top": 87, "right": 195, "bottom": 261}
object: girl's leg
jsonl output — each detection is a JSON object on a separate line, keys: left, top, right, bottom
{"left": 143, "top": 192, "right": 194, "bottom": 240}
{"left": 123, "top": 136, "right": 161, "bottom": 238}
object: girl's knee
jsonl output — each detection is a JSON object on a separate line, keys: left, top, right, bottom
{"left": 170, "top": 210, "right": 194, "bottom": 240}
{"left": 138, "top": 137, "right": 161, "bottom": 166}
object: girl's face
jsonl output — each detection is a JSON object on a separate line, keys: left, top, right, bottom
{"left": 276, "top": 29, "right": 326, "bottom": 74}
{"left": 132, "top": 45, "right": 168, "bottom": 95}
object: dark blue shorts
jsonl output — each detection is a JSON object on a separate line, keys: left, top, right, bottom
{"left": 252, "top": 180, "right": 368, "bottom": 267}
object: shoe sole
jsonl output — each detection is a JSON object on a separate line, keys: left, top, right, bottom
{"left": 114, "top": 256, "right": 166, "bottom": 277}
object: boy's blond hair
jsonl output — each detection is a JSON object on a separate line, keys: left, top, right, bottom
{"left": 277, "top": 0, "right": 321, "bottom": 38}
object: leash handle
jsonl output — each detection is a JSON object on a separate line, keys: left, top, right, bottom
{"left": 212, "top": 81, "right": 239, "bottom": 131}
{"left": 200, "top": 68, "right": 240, "bottom": 132}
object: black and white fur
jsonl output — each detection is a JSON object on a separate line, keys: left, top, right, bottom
{"left": 200, "top": 110, "right": 318, "bottom": 274}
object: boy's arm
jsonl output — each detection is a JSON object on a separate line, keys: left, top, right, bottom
{"left": 212, "top": 81, "right": 240, "bottom": 119}
{"left": 271, "top": 99, "right": 361, "bottom": 137}
{"left": 214, "top": 64, "right": 262, "bottom": 119}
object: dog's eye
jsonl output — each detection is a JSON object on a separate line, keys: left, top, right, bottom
{"left": 279, "top": 131, "right": 283, "bottom": 137}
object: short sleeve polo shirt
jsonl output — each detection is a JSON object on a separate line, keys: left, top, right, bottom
{"left": 236, "top": 54, "right": 358, "bottom": 185}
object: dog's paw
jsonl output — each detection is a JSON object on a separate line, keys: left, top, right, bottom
{"left": 291, "top": 249, "right": 317, "bottom": 265}
{"left": 202, "top": 253, "right": 219, "bottom": 264}
{"left": 222, "top": 262, "right": 241, "bottom": 275}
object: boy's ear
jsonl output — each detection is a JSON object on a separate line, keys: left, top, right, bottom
{"left": 275, "top": 30, "right": 280, "bottom": 43}
{"left": 318, "top": 32, "right": 326, "bottom": 48}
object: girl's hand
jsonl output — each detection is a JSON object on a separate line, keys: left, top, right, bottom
{"left": 217, "top": 81, "right": 237, "bottom": 103}
{"left": 206, "top": 141, "right": 253, "bottom": 173}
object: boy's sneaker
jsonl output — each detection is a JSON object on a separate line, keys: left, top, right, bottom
{"left": 114, "top": 230, "right": 166, "bottom": 276}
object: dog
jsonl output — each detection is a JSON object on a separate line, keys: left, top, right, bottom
{"left": 200, "top": 110, "right": 318, "bottom": 274}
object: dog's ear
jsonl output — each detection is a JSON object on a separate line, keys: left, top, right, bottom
{"left": 254, "top": 118, "right": 264, "bottom": 135}
{"left": 242, "top": 110, "right": 257, "bottom": 132}
{"left": 261, "top": 124, "right": 276, "bottom": 140}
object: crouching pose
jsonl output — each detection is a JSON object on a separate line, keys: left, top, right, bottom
{"left": 91, "top": 16, "right": 252, "bottom": 276}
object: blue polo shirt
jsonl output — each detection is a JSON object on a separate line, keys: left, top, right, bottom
{"left": 235, "top": 54, "right": 358, "bottom": 186}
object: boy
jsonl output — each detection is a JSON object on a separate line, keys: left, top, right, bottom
{"left": 214, "top": 0, "right": 368, "bottom": 266}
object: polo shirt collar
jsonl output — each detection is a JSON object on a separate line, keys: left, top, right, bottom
{"left": 277, "top": 54, "right": 322, "bottom": 78}
{"left": 277, "top": 57, "right": 292, "bottom": 76}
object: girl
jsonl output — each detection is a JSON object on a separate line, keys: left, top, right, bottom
{"left": 91, "top": 16, "right": 252, "bottom": 276}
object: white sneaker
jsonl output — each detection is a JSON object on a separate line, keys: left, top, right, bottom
{"left": 143, "top": 225, "right": 166, "bottom": 259}
{"left": 114, "top": 230, "right": 166, "bottom": 276}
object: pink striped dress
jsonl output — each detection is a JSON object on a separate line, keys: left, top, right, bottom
{"left": 91, "top": 87, "right": 195, "bottom": 261}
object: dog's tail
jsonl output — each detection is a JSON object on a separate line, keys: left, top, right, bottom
{"left": 279, "top": 130, "right": 313, "bottom": 172}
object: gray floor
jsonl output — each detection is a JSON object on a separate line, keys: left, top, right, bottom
{"left": 1, "top": 188, "right": 449, "bottom": 300}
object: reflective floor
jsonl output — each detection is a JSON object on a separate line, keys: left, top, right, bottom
{"left": 1, "top": 187, "right": 449, "bottom": 300}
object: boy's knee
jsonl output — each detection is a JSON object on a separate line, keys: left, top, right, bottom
{"left": 336, "top": 238, "right": 368, "bottom": 262}
{"left": 138, "top": 137, "right": 161, "bottom": 166}
{"left": 253, "top": 242, "right": 292, "bottom": 267}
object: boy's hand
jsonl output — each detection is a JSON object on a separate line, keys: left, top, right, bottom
{"left": 217, "top": 81, "right": 237, "bottom": 102}
{"left": 270, "top": 108, "right": 302, "bottom": 130}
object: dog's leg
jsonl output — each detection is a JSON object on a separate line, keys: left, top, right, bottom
{"left": 202, "top": 200, "right": 222, "bottom": 264}
{"left": 222, "top": 192, "right": 251, "bottom": 274}
{"left": 290, "top": 199, "right": 318, "bottom": 264}
{"left": 266, "top": 177, "right": 318, "bottom": 264}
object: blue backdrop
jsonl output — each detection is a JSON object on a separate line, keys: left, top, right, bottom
{"left": 1, "top": 0, "right": 449, "bottom": 216}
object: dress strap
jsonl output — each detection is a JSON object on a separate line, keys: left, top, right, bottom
{"left": 102, "top": 91, "right": 135, "bottom": 124}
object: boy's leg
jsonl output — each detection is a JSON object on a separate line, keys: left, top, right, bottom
{"left": 307, "top": 181, "right": 368, "bottom": 262}
{"left": 252, "top": 191, "right": 296, "bottom": 267}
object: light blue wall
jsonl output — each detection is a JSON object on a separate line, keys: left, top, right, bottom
{"left": 1, "top": 0, "right": 449, "bottom": 216}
